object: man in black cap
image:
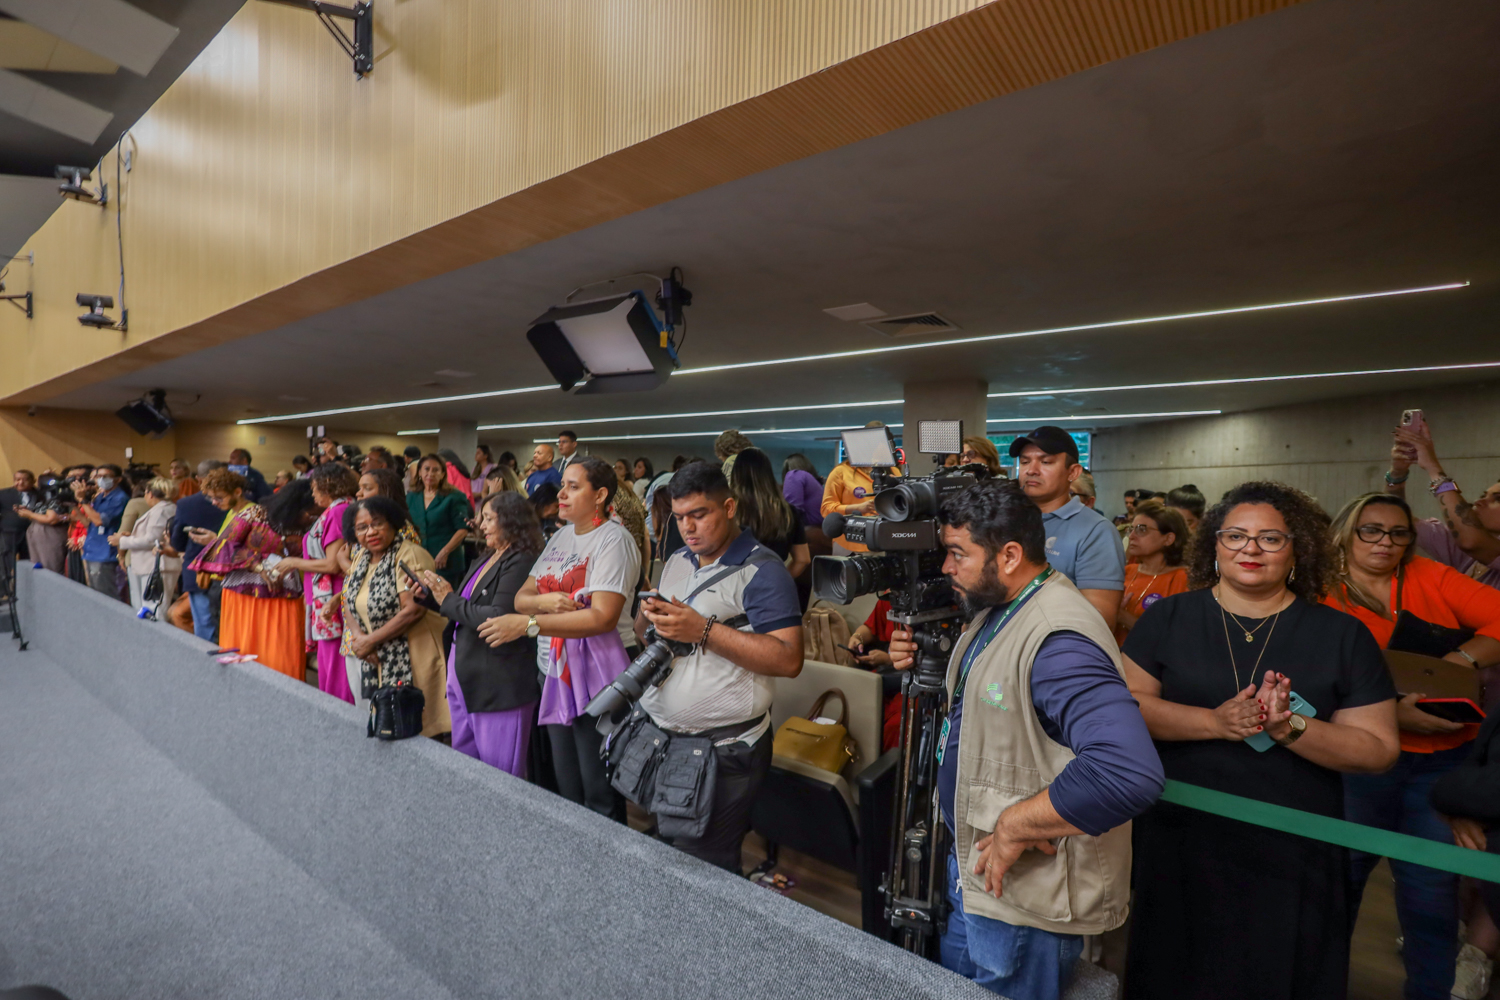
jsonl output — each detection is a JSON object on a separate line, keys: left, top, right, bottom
{"left": 1008, "top": 426, "right": 1124, "bottom": 626}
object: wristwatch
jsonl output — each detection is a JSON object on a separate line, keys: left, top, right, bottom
{"left": 1274, "top": 714, "right": 1308, "bottom": 748}
{"left": 525, "top": 615, "right": 540, "bottom": 639}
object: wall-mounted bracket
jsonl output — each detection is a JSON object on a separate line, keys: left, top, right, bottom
{"left": 258, "top": 0, "right": 373, "bottom": 77}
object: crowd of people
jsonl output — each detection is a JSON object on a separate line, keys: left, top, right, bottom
{"left": 4, "top": 412, "right": 1500, "bottom": 1000}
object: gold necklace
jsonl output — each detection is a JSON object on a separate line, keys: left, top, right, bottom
{"left": 1213, "top": 586, "right": 1278, "bottom": 642}
{"left": 1219, "top": 600, "right": 1281, "bottom": 694}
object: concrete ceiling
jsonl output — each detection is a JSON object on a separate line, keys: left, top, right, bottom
{"left": 43, "top": 0, "right": 1500, "bottom": 453}
{"left": 0, "top": 0, "right": 248, "bottom": 257}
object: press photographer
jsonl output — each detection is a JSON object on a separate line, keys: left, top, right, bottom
{"left": 617, "top": 461, "right": 803, "bottom": 871}
{"left": 888, "top": 479, "right": 1162, "bottom": 1000}
{"left": 13, "top": 472, "right": 72, "bottom": 574}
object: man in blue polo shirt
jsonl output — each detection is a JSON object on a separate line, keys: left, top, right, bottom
{"left": 79, "top": 464, "right": 129, "bottom": 600}
{"left": 1009, "top": 426, "right": 1124, "bottom": 626}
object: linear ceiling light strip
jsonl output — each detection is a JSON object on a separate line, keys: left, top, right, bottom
{"left": 669, "top": 282, "right": 1469, "bottom": 378}
{"left": 244, "top": 280, "right": 1468, "bottom": 426}
{"left": 986, "top": 360, "right": 1500, "bottom": 399}
{"left": 528, "top": 410, "right": 1223, "bottom": 443}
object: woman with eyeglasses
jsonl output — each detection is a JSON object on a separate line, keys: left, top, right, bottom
{"left": 1115, "top": 499, "right": 1189, "bottom": 645}
{"left": 958, "top": 436, "right": 1004, "bottom": 477}
{"left": 1121, "top": 481, "right": 1399, "bottom": 1000}
{"left": 1322, "top": 493, "right": 1500, "bottom": 1000}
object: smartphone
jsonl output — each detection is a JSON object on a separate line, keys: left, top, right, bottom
{"left": 1417, "top": 698, "right": 1486, "bottom": 724}
{"left": 1246, "top": 691, "right": 1317, "bottom": 752}
{"left": 1401, "top": 409, "right": 1428, "bottom": 437}
{"left": 399, "top": 561, "right": 423, "bottom": 587}
{"left": 638, "top": 590, "right": 664, "bottom": 605}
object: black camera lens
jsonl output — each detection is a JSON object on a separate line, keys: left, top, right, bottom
{"left": 811, "top": 552, "right": 900, "bottom": 605}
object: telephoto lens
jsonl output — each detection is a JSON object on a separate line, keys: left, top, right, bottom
{"left": 585, "top": 627, "right": 693, "bottom": 723}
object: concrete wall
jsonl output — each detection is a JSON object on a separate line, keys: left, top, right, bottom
{"left": 1090, "top": 379, "right": 1500, "bottom": 523}
{"left": 7, "top": 566, "right": 1053, "bottom": 1000}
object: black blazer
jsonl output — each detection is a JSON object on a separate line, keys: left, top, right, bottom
{"left": 0, "top": 487, "right": 30, "bottom": 538}
{"left": 441, "top": 547, "right": 540, "bottom": 713}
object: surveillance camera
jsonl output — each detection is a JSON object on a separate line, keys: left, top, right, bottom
{"left": 56, "top": 165, "right": 106, "bottom": 206}
{"left": 76, "top": 293, "right": 117, "bottom": 328}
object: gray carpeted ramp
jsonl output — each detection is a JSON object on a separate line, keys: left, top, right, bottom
{"left": 1, "top": 565, "right": 1118, "bottom": 999}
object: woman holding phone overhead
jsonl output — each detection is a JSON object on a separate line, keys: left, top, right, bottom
{"left": 1323, "top": 493, "right": 1500, "bottom": 1000}
{"left": 477, "top": 457, "right": 640, "bottom": 820}
{"left": 1121, "top": 481, "right": 1399, "bottom": 1000}
{"left": 342, "top": 495, "right": 450, "bottom": 738}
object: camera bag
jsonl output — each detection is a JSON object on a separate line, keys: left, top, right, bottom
{"left": 650, "top": 734, "right": 718, "bottom": 840}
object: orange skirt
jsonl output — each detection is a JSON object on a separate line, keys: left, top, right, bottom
{"left": 220, "top": 589, "right": 306, "bottom": 682}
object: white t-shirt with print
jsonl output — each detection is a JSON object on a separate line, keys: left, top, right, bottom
{"left": 529, "top": 520, "right": 642, "bottom": 672}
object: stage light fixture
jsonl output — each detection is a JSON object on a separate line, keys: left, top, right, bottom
{"left": 77, "top": 294, "right": 123, "bottom": 329}
{"left": 56, "top": 166, "right": 107, "bottom": 206}
{"left": 116, "top": 389, "right": 174, "bottom": 439}
{"left": 526, "top": 290, "right": 681, "bottom": 395}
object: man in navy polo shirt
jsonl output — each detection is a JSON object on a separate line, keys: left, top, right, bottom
{"left": 79, "top": 464, "right": 129, "bottom": 600}
{"left": 1009, "top": 426, "right": 1124, "bottom": 626}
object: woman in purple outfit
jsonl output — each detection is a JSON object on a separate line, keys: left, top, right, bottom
{"left": 781, "top": 453, "right": 824, "bottom": 527}
{"left": 416, "top": 491, "right": 543, "bottom": 777}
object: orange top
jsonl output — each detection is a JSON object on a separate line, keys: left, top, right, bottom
{"left": 175, "top": 477, "right": 200, "bottom": 498}
{"left": 1115, "top": 563, "right": 1189, "bottom": 646}
{"left": 1322, "top": 556, "right": 1500, "bottom": 753}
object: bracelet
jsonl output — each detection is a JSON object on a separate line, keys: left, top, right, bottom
{"left": 1455, "top": 647, "right": 1480, "bottom": 668}
{"left": 698, "top": 614, "right": 718, "bottom": 653}
{"left": 1429, "top": 476, "right": 1458, "bottom": 497}
{"left": 1384, "top": 470, "right": 1408, "bottom": 486}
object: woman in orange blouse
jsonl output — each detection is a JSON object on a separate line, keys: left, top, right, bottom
{"left": 1114, "top": 499, "right": 1190, "bottom": 645}
{"left": 1325, "top": 492, "right": 1500, "bottom": 1000}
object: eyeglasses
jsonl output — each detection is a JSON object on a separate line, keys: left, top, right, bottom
{"left": 1356, "top": 524, "right": 1415, "bottom": 545}
{"left": 1127, "top": 523, "right": 1159, "bottom": 536}
{"left": 1215, "top": 529, "right": 1291, "bottom": 552}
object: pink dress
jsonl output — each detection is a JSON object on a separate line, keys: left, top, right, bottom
{"left": 303, "top": 500, "right": 352, "bottom": 703}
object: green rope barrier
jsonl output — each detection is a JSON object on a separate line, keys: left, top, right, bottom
{"left": 1160, "top": 779, "right": 1500, "bottom": 882}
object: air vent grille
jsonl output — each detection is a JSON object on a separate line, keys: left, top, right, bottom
{"left": 861, "top": 312, "right": 958, "bottom": 338}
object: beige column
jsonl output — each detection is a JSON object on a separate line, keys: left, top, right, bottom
{"left": 901, "top": 378, "right": 988, "bottom": 470}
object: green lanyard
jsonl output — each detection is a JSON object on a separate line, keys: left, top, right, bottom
{"left": 951, "top": 567, "right": 1052, "bottom": 705}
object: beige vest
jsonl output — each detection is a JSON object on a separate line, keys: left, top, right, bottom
{"left": 947, "top": 571, "right": 1132, "bottom": 935}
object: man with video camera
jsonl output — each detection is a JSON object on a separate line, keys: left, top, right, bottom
{"left": 889, "top": 479, "right": 1162, "bottom": 1000}
{"left": 630, "top": 461, "right": 804, "bottom": 871}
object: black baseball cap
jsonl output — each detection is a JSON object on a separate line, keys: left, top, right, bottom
{"left": 1008, "top": 426, "right": 1080, "bottom": 463}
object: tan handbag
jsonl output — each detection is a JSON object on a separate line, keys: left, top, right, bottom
{"left": 772, "top": 689, "right": 859, "bottom": 774}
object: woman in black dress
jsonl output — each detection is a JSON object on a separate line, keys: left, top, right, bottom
{"left": 1122, "top": 481, "right": 1399, "bottom": 1000}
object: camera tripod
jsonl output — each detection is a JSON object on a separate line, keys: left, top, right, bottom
{"left": 0, "top": 547, "right": 27, "bottom": 650}
{"left": 883, "top": 610, "right": 960, "bottom": 956}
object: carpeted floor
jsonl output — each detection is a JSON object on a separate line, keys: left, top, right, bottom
{"left": 0, "top": 644, "right": 454, "bottom": 1000}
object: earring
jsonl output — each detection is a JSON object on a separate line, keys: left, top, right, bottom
{"left": 1288, "top": 565, "right": 1296, "bottom": 583}
{"left": 1214, "top": 559, "right": 1220, "bottom": 577}
{"left": 592, "top": 512, "right": 604, "bottom": 527}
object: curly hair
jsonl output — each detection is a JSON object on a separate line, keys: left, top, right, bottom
{"left": 309, "top": 461, "right": 359, "bottom": 500}
{"left": 200, "top": 467, "right": 249, "bottom": 497}
{"left": 1186, "top": 481, "right": 1334, "bottom": 602}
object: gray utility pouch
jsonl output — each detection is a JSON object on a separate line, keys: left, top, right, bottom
{"left": 649, "top": 734, "right": 718, "bottom": 840}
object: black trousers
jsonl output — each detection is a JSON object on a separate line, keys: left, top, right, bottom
{"left": 547, "top": 715, "right": 626, "bottom": 822}
{"left": 667, "top": 725, "right": 773, "bottom": 874}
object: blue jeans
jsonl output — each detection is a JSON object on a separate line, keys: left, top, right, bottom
{"left": 1345, "top": 746, "right": 1468, "bottom": 1000}
{"left": 187, "top": 583, "right": 220, "bottom": 643}
{"left": 940, "top": 850, "right": 1083, "bottom": 1000}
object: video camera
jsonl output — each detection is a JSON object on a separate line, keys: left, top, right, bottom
{"left": 812, "top": 422, "right": 988, "bottom": 624}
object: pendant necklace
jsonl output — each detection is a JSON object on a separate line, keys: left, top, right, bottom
{"left": 1213, "top": 587, "right": 1275, "bottom": 643}
{"left": 1218, "top": 598, "right": 1280, "bottom": 694}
